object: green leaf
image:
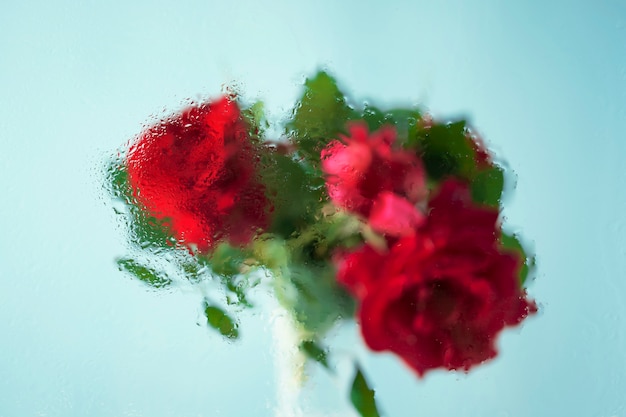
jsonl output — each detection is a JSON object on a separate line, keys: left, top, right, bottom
{"left": 252, "top": 237, "right": 290, "bottom": 270}
{"left": 413, "top": 120, "right": 477, "bottom": 180}
{"left": 273, "top": 262, "right": 355, "bottom": 334}
{"left": 204, "top": 301, "right": 239, "bottom": 339}
{"left": 107, "top": 159, "right": 129, "bottom": 200}
{"left": 350, "top": 366, "right": 381, "bottom": 417}
{"left": 384, "top": 108, "right": 422, "bottom": 146}
{"left": 471, "top": 165, "right": 504, "bottom": 207}
{"left": 360, "top": 104, "right": 387, "bottom": 131}
{"left": 267, "top": 218, "right": 359, "bottom": 333}
{"left": 300, "top": 340, "right": 330, "bottom": 369}
{"left": 500, "top": 232, "right": 535, "bottom": 285}
{"left": 245, "top": 101, "right": 267, "bottom": 128}
{"left": 225, "top": 278, "right": 254, "bottom": 308}
{"left": 206, "top": 243, "right": 251, "bottom": 277}
{"left": 260, "top": 153, "right": 323, "bottom": 238}
{"left": 241, "top": 100, "right": 268, "bottom": 141}
{"left": 355, "top": 105, "right": 422, "bottom": 142}
{"left": 178, "top": 259, "right": 205, "bottom": 282}
{"left": 116, "top": 258, "right": 171, "bottom": 288}
{"left": 287, "top": 71, "right": 355, "bottom": 164}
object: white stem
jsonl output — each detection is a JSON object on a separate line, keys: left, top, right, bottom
{"left": 272, "top": 306, "right": 306, "bottom": 417}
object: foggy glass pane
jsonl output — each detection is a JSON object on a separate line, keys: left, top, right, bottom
{"left": 1, "top": 2, "right": 625, "bottom": 416}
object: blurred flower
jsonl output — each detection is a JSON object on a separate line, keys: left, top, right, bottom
{"left": 321, "top": 122, "right": 426, "bottom": 236}
{"left": 126, "top": 97, "right": 269, "bottom": 252}
{"left": 368, "top": 191, "right": 424, "bottom": 237}
{"left": 337, "top": 179, "right": 536, "bottom": 376}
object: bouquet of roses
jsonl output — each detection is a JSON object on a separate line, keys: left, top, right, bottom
{"left": 106, "top": 71, "right": 536, "bottom": 417}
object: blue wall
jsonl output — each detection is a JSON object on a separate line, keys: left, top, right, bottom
{"left": 1, "top": 1, "right": 625, "bottom": 415}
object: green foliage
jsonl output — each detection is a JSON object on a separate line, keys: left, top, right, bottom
{"left": 274, "top": 261, "right": 355, "bottom": 334}
{"left": 300, "top": 340, "right": 330, "bottom": 369}
{"left": 116, "top": 258, "right": 171, "bottom": 288}
{"left": 350, "top": 366, "right": 381, "bottom": 417}
{"left": 252, "top": 237, "right": 290, "bottom": 270}
{"left": 260, "top": 152, "right": 324, "bottom": 239}
{"left": 268, "top": 215, "right": 359, "bottom": 333}
{"left": 177, "top": 258, "right": 206, "bottom": 282}
{"left": 359, "top": 104, "right": 387, "bottom": 131}
{"left": 241, "top": 100, "right": 269, "bottom": 143}
{"left": 204, "top": 301, "right": 239, "bottom": 340}
{"left": 287, "top": 71, "right": 354, "bottom": 165}
{"left": 358, "top": 105, "right": 422, "bottom": 145}
{"left": 205, "top": 243, "right": 251, "bottom": 277}
{"left": 500, "top": 232, "right": 535, "bottom": 285}
{"left": 255, "top": 219, "right": 358, "bottom": 334}
{"left": 290, "top": 212, "right": 362, "bottom": 261}
{"left": 287, "top": 72, "right": 424, "bottom": 167}
{"left": 412, "top": 120, "right": 477, "bottom": 181}
{"left": 384, "top": 108, "right": 422, "bottom": 145}
{"left": 224, "top": 278, "right": 254, "bottom": 308}
{"left": 201, "top": 243, "right": 259, "bottom": 308}
{"left": 471, "top": 165, "right": 504, "bottom": 207}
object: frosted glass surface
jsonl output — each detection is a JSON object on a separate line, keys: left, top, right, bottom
{"left": 1, "top": 1, "right": 625, "bottom": 416}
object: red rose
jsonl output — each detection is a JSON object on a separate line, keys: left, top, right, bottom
{"left": 321, "top": 122, "right": 426, "bottom": 236}
{"left": 337, "top": 180, "right": 536, "bottom": 376}
{"left": 126, "top": 97, "right": 269, "bottom": 252}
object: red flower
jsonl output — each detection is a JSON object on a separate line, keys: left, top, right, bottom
{"left": 337, "top": 180, "right": 536, "bottom": 376}
{"left": 321, "top": 122, "right": 426, "bottom": 236}
{"left": 126, "top": 97, "right": 269, "bottom": 252}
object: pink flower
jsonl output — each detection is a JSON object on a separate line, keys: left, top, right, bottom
{"left": 321, "top": 122, "right": 426, "bottom": 236}
{"left": 368, "top": 192, "right": 424, "bottom": 236}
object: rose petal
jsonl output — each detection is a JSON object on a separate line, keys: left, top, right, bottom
{"left": 368, "top": 192, "right": 424, "bottom": 237}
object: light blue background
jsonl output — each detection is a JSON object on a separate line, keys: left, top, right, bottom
{"left": 1, "top": 1, "right": 625, "bottom": 416}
